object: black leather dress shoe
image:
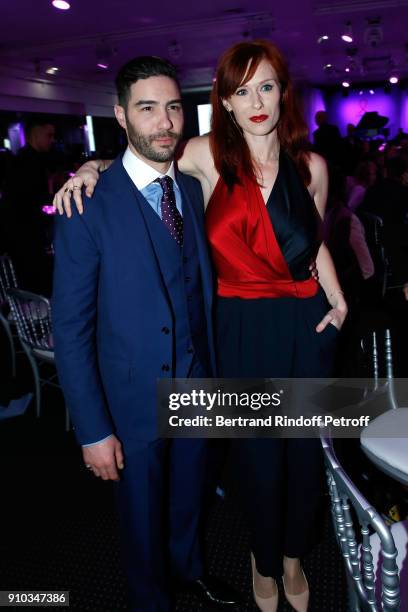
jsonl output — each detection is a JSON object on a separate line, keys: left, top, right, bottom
{"left": 187, "top": 575, "right": 241, "bottom": 607}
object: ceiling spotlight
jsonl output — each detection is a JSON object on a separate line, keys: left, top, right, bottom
{"left": 369, "top": 89, "right": 375, "bottom": 95}
{"left": 323, "top": 63, "right": 333, "bottom": 72}
{"left": 342, "top": 80, "right": 350, "bottom": 88}
{"left": 345, "top": 67, "right": 350, "bottom": 73}
{"left": 341, "top": 21, "right": 353, "bottom": 43}
{"left": 389, "top": 75, "right": 399, "bottom": 84}
{"left": 52, "top": 0, "right": 70, "bottom": 9}
{"left": 359, "top": 90, "right": 364, "bottom": 95}
{"left": 46, "top": 66, "right": 59, "bottom": 74}
{"left": 97, "top": 63, "right": 108, "bottom": 69}
{"left": 317, "top": 35, "right": 329, "bottom": 43}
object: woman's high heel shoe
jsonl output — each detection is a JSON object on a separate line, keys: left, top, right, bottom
{"left": 250, "top": 553, "right": 279, "bottom": 612}
{"left": 282, "top": 568, "right": 309, "bottom": 612}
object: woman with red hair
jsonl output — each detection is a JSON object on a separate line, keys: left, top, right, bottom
{"left": 54, "top": 40, "right": 347, "bottom": 612}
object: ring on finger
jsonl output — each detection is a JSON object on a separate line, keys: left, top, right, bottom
{"left": 73, "top": 185, "right": 81, "bottom": 190}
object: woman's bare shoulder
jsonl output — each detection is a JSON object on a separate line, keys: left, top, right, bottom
{"left": 308, "top": 151, "right": 327, "bottom": 176}
{"left": 178, "top": 134, "right": 212, "bottom": 176}
{"left": 186, "top": 133, "right": 211, "bottom": 152}
{"left": 308, "top": 151, "right": 328, "bottom": 190}
{"left": 307, "top": 152, "right": 328, "bottom": 215}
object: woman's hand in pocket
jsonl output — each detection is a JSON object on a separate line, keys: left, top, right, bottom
{"left": 316, "top": 290, "right": 348, "bottom": 332}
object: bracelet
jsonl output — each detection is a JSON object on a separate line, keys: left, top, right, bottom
{"left": 329, "top": 288, "right": 344, "bottom": 301}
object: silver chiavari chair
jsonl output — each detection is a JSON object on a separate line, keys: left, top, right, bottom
{"left": 360, "top": 329, "right": 407, "bottom": 485}
{"left": 0, "top": 254, "right": 19, "bottom": 377}
{"left": 6, "top": 288, "right": 69, "bottom": 430}
{"left": 321, "top": 435, "right": 401, "bottom": 611}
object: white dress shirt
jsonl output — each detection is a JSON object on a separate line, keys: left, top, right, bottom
{"left": 122, "top": 146, "right": 182, "bottom": 218}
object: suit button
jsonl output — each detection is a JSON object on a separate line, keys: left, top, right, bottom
{"left": 161, "top": 364, "right": 170, "bottom": 372}
{"left": 187, "top": 347, "right": 194, "bottom": 354}
{"left": 161, "top": 326, "right": 170, "bottom": 334}
{"left": 185, "top": 276, "right": 191, "bottom": 282}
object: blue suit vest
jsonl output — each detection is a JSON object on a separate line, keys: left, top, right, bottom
{"left": 138, "top": 191, "right": 211, "bottom": 377}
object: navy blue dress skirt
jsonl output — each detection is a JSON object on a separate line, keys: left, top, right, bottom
{"left": 215, "top": 289, "right": 338, "bottom": 578}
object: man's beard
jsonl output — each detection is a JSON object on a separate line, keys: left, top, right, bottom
{"left": 126, "top": 120, "right": 181, "bottom": 163}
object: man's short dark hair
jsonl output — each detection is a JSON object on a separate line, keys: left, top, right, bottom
{"left": 115, "top": 56, "right": 179, "bottom": 108}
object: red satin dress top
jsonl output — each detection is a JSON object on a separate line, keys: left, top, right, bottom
{"left": 205, "top": 172, "right": 319, "bottom": 299}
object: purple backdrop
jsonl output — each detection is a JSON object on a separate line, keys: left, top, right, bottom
{"left": 305, "top": 87, "right": 408, "bottom": 138}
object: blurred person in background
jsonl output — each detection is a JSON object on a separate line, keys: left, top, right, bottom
{"left": 0, "top": 148, "right": 14, "bottom": 252}
{"left": 324, "top": 166, "right": 374, "bottom": 303}
{"left": 313, "top": 110, "right": 343, "bottom": 166}
{"left": 347, "top": 160, "right": 377, "bottom": 212}
{"left": 342, "top": 123, "right": 361, "bottom": 175}
{"left": 361, "top": 156, "right": 408, "bottom": 225}
{"left": 360, "top": 155, "right": 408, "bottom": 302}
{"left": 2, "top": 117, "right": 56, "bottom": 294}
{"left": 393, "top": 127, "right": 408, "bottom": 146}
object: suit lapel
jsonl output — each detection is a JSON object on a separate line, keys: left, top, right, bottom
{"left": 176, "top": 172, "right": 213, "bottom": 311}
{"left": 177, "top": 172, "right": 216, "bottom": 375}
{"left": 108, "top": 158, "right": 170, "bottom": 305}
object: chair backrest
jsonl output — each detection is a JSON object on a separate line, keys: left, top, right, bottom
{"left": 0, "top": 254, "right": 18, "bottom": 306}
{"left": 359, "top": 212, "right": 384, "bottom": 247}
{"left": 360, "top": 329, "right": 398, "bottom": 409}
{"left": 359, "top": 212, "right": 388, "bottom": 295}
{"left": 321, "top": 436, "right": 400, "bottom": 611}
{"left": 6, "top": 288, "right": 52, "bottom": 351}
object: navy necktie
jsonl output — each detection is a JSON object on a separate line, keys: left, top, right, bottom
{"left": 155, "top": 176, "right": 183, "bottom": 246}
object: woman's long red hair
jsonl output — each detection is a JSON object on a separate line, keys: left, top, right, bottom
{"left": 210, "top": 40, "right": 311, "bottom": 189}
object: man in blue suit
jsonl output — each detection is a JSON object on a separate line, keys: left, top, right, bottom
{"left": 52, "top": 56, "right": 236, "bottom": 612}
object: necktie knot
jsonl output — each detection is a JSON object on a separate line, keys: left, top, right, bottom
{"left": 155, "top": 175, "right": 173, "bottom": 194}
